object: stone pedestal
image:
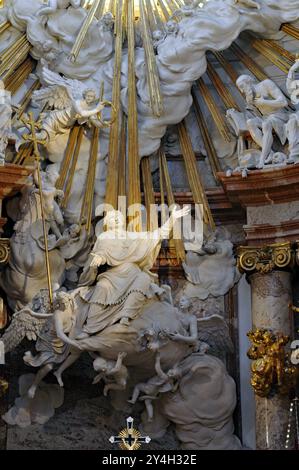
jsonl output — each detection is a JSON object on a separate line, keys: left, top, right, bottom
{"left": 250, "top": 271, "right": 292, "bottom": 450}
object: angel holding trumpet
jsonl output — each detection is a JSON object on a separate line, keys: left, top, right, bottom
{"left": 30, "top": 66, "right": 115, "bottom": 143}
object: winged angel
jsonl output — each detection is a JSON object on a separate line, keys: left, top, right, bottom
{"left": 31, "top": 67, "right": 113, "bottom": 143}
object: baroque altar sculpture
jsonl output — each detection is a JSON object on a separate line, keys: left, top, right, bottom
{"left": 226, "top": 60, "right": 299, "bottom": 175}
{"left": 1, "top": 0, "right": 299, "bottom": 451}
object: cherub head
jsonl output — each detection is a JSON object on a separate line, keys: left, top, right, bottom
{"left": 83, "top": 89, "right": 97, "bottom": 105}
{"left": 93, "top": 357, "right": 109, "bottom": 373}
{"left": 103, "top": 210, "right": 125, "bottom": 231}
{"left": 68, "top": 224, "right": 81, "bottom": 238}
{"left": 71, "top": 0, "right": 82, "bottom": 8}
{"left": 54, "top": 291, "right": 74, "bottom": 312}
{"left": 101, "top": 12, "right": 114, "bottom": 28}
{"left": 236, "top": 74, "right": 256, "bottom": 100}
{"left": 166, "top": 20, "right": 179, "bottom": 35}
{"left": 152, "top": 30, "right": 164, "bottom": 42}
{"left": 43, "top": 40, "right": 55, "bottom": 52}
{"left": 31, "top": 289, "right": 52, "bottom": 313}
{"left": 45, "top": 165, "right": 59, "bottom": 185}
{"left": 179, "top": 295, "right": 191, "bottom": 312}
{"left": 167, "top": 366, "right": 181, "bottom": 379}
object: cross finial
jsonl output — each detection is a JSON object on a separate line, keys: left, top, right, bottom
{"left": 20, "top": 112, "right": 47, "bottom": 158}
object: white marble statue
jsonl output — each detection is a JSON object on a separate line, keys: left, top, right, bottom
{"left": 0, "top": 180, "right": 66, "bottom": 310}
{"left": 182, "top": 228, "right": 240, "bottom": 299}
{"left": 3, "top": 0, "right": 297, "bottom": 223}
{"left": 234, "top": 74, "right": 289, "bottom": 168}
{"left": 128, "top": 351, "right": 182, "bottom": 422}
{"left": 37, "top": 0, "right": 84, "bottom": 18}
{"left": 34, "top": 166, "right": 65, "bottom": 239}
{"left": 227, "top": 62, "right": 299, "bottom": 173}
{"left": 92, "top": 352, "right": 128, "bottom": 397}
{"left": 287, "top": 57, "right": 299, "bottom": 106}
{"left": 142, "top": 353, "right": 241, "bottom": 449}
{"left": 99, "top": 11, "right": 114, "bottom": 32}
{"left": 152, "top": 30, "right": 165, "bottom": 52}
{"left": 22, "top": 291, "right": 78, "bottom": 398}
{"left": 285, "top": 59, "right": 299, "bottom": 162}
{"left": 31, "top": 66, "right": 106, "bottom": 142}
{"left": 2, "top": 373, "right": 64, "bottom": 428}
{"left": 75, "top": 206, "right": 189, "bottom": 332}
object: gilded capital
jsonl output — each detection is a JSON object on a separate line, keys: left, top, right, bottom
{"left": 0, "top": 239, "right": 10, "bottom": 265}
{"left": 237, "top": 242, "right": 294, "bottom": 275}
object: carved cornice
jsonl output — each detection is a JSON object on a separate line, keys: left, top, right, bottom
{"left": 244, "top": 221, "right": 299, "bottom": 246}
{"left": 0, "top": 239, "right": 10, "bottom": 265}
{"left": 218, "top": 165, "right": 299, "bottom": 207}
{"left": 0, "top": 164, "right": 34, "bottom": 200}
{"left": 237, "top": 242, "right": 294, "bottom": 275}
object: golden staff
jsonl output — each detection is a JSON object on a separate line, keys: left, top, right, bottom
{"left": 82, "top": 84, "right": 116, "bottom": 231}
{"left": 105, "top": 0, "right": 125, "bottom": 210}
{"left": 157, "top": 0, "right": 170, "bottom": 21}
{"left": 118, "top": 113, "right": 127, "bottom": 198}
{"left": 96, "top": 0, "right": 106, "bottom": 18}
{"left": 56, "top": 126, "right": 81, "bottom": 190}
{"left": 159, "top": 149, "right": 186, "bottom": 262}
{"left": 0, "top": 21, "right": 10, "bottom": 36}
{"left": 21, "top": 112, "right": 53, "bottom": 309}
{"left": 206, "top": 61, "right": 239, "bottom": 111}
{"left": 5, "top": 59, "right": 35, "bottom": 96}
{"left": 69, "top": 0, "right": 102, "bottom": 63}
{"left": 108, "top": 0, "right": 115, "bottom": 15}
{"left": 12, "top": 80, "right": 40, "bottom": 124}
{"left": 281, "top": 23, "right": 299, "bottom": 41}
{"left": 197, "top": 77, "right": 232, "bottom": 142}
{"left": 127, "top": 0, "right": 142, "bottom": 230}
{"left": 177, "top": 121, "right": 215, "bottom": 231}
{"left": 140, "top": 0, "right": 163, "bottom": 117}
{"left": 62, "top": 127, "right": 84, "bottom": 208}
{"left": 149, "top": 0, "right": 165, "bottom": 31}
{"left": 192, "top": 87, "right": 221, "bottom": 182}
{"left": 141, "top": 156, "right": 158, "bottom": 231}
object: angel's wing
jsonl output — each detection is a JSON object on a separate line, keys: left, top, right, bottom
{"left": 197, "top": 314, "right": 233, "bottom": 357}
{"left": 32, "top": 67, "right": 87, "bottom": 110}
{"left": 0, "top": 309, "right": 46, "bottom": 354}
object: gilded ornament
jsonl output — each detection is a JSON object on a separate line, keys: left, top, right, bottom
{"left": 237, "top": 242, "right": 294, "bottom": 275}
{"left": 0, "top": 238, "right": 10, "bottom": 265}
{"left": 247, "top": 328, "right": 297, "bottom": 397}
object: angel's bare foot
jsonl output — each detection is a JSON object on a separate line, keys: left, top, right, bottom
{"left": 127, "top": 398, "right": 135, "bottom": 404}
{"left": 120, "top": 317, "right": 130, "bottom": 326}
{"left": 54, "top": 371, "right": 64, "bottom": 387}
{"left": 75, "top": 332, "right": 89, "bottom": 340}
{"left": 27, "top": 385, "right": 37, "bottom": 399}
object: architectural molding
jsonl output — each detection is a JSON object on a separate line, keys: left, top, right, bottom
{"left": 218, "top": 166, "right": 299, "bottom": 207}
{"left": 244, "top": 220, "right": 299, "bottom": 246}
{"left": 0, "top": 164, "right": 34, "bottom": 200}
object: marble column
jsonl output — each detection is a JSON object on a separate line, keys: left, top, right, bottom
{"left": 237, "top": 242, "right": 294, "bottom": 450}
{"left": 0, "top": 238, "right": 9, "bottom": 329}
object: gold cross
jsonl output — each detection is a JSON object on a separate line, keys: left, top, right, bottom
{"left": 20, "top": 112, "right": 53, "bottom": 308}
{"left": 20, "top": 112, "right": 47, "bottom": 158}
